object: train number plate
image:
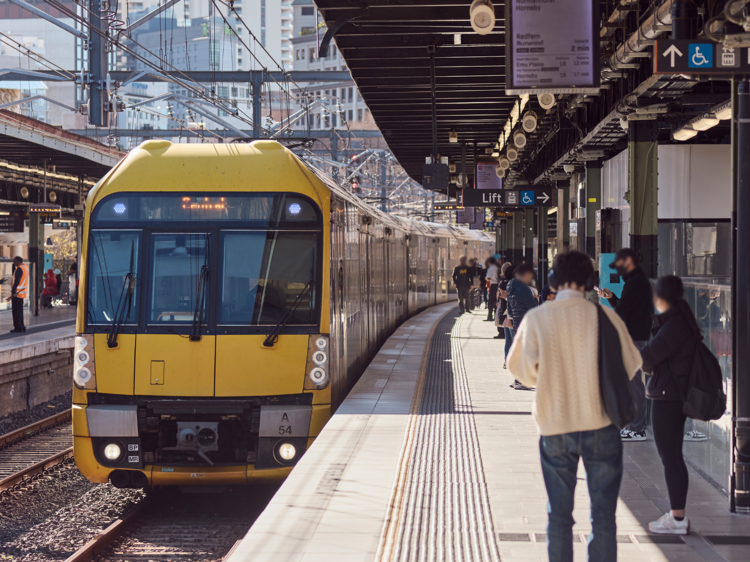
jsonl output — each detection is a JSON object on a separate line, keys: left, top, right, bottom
{"left": 259, "top": 405, "right": 312, "bottom": 438}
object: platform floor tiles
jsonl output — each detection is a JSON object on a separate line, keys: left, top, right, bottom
{"left": 459, "top": 308, "right": 750, "bottom": 562}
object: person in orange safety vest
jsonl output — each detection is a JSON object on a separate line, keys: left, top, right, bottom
{"left": 6, "top": 256, "right": 28, "bottom": 333}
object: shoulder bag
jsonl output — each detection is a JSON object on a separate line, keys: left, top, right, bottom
{"left": 597, "top": 305, "right": 638, "bottom": 429}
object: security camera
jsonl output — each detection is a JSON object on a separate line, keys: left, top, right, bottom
{"left": 537, "top": 93, "right": 556, "bottom": 110}
{"left": 513, "top": 130, "right": 527, "bottom": 148}
{"left": 522, "top": 110, "right": 538, "bottom": 133}
{"left": 563, "top": 164, "right": 576, "bottom": 174}
{"left": 495, "top": 165, "right": 505, "bottom": 178}
{"left": 506, "top": 144, "right": 519, "bottom": 162}
{"left": 498, "top": 156, "right": 510, "bottom": 170}
{"left": 470, "top": 0, "right": 495, "bottom": 35}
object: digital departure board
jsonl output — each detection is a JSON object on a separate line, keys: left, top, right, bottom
{"left": 505, "top": 0, "right": 600, "bottom": 95}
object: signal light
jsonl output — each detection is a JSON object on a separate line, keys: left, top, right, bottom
{"left": 352, "top": 182, "right": 358, "bottom": 189}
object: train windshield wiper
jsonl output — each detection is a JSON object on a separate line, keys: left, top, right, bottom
{"left": 262, "top": 280, "right": 314, "bottom": 348}
{"left": 190, "top": 264, "right": 209, "bottom": 342}
{"left": 107, "top": 242, "right": 136, "bottom": 349}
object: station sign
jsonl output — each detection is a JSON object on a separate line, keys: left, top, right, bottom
{"left": 654, "top": 40, "right": 750, "bottom": 74}
{"left": 505, "top": 0, "right": 600, "bottom": 94}
{"left": 52, "top": 220, "right": 77, "bottom": 230}
{"left": 434, "top": 202, "right": 463, "bottom": 211}
{"left": 460, "top": 188, "right": 555, "bottom": 208}
{"left": 0, "top": 212, "right": 24, "bottom": 233}
{"left": 26, "top": 204, "right": 61, "bottom": 224}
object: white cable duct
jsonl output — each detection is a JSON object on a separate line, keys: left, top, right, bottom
{"left": 604, "top": 0, "right": 674, "bottom": 73}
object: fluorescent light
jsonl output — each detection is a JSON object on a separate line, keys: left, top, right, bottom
{"left": 673, "top": 127, "right": 698, "bottom": 141}
{"left": 691, "top": 115, "right": 720, "bottom": 131}
{"left": 715, "top": 105, "right": 732, "bottom": 120}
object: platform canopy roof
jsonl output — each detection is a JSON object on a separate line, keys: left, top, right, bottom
{"left": 315, "top": 0, "right": 513, "bottom": 188}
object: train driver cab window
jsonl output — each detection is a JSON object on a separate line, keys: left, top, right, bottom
{"left": 148, "top": 234, "right": 210, "bottom": 324}
{"left": 220, "top": 232, "right": 318, "bottom": 326}
{"left": 87, "top": 230, "right": 141, "bottom": 325}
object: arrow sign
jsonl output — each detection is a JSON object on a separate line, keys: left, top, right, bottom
{"left": 539, "top": 192, "right": 550, "bottom": 204}
{"left": 663, "top": 44, "right": 683, "bottom": 67}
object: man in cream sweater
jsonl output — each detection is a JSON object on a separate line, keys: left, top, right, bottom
{"left": 508, "top": 251, "right": 642, "bottom": 562}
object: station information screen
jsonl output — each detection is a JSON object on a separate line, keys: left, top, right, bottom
{"left": 505, "top": 0, "right": 600, "bottom": 95}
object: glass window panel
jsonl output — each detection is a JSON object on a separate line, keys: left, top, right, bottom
{"left": 219, "top": 232, "right": 317, "bottom": 325}
{"left": 149, "top": 234, "right": 209, "bottom": 324}
{"left": 87, "top": 231, "right": 140, "bottom": 325}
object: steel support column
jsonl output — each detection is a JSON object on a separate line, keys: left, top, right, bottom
{"left": 537, "top": 209, "right": 549, "bottom": 286}
{"left": 512, "top": 212, "right": 524, "bottom": 265}
{"left": 585, "top": 160, "right": 603, "bottom": 258}
{"left": 252, "top": 73, "right": 262, "bottom": 138}
{"left": 733, "top": 77, "right": 750, "bottom": 514}
{"left": 556, "top": 180, "right": 569, "bottom": 255}
{"left": 627, "top": 120, "right": 658, "bottom": 277}
{"left": 28, "top": 213, "right": 43, "bottom": 316}
{"left": 524, "top": 208, "right": 534, "bottom": 263}
{"left": 88, "top": 0, "right": 108, "bottom": 127}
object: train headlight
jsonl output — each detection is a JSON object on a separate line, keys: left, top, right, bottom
{"left": 103, "top": 442, "right": 122, "bottom": 461}
{"left": 73, "top": 366, "right": 92, "bottom": 387}
{"left": 72, "top": 334, "right": 96, "bottom": 390}
{"left": 309, "top": 367, "right": 327, "bottom": 385}
{"left": 306, "top": 335, "right": 330, "bottom": 390}
{"left": 312, "top": 350, "right": 327, "bottom": 366}
{"left": 278, "top": 443, "right": 296, "bottom": 461}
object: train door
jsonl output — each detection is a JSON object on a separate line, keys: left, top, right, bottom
{"left": 134, "top": 232, "right": 216, "bottom": 397}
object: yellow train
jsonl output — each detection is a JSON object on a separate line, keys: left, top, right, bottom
{"left": 72, "top": 140, "right": 494, "bottom": 488}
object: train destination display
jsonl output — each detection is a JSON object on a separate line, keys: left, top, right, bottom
{"left": 505, "top": 0, "right": 599, "bottom": 94}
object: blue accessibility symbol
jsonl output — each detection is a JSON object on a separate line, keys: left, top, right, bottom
{"left": 520, "top": 191, "right": 535, "bottom": 205}
{"left": 688, "top": 44, "right": 713, "bottom": 68}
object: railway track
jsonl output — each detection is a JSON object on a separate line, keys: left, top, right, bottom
{"left": 65, "top": 487, "right": 277, "bottom": 562}
{"left": 0, "top": 409, "right": 74, "bottom": 493}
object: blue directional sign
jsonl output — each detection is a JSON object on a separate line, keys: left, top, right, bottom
{"left": 520, "top": 191, "right": 535, "bottom": 205}
{"left": 688, "top": 44, "right": 713, "bottom": 68}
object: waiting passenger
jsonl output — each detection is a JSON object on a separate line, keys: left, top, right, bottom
{"left": 506, "top": 263, "right": 537, "bottom": 389}
{"left": 597, "top": 248, "right": 653, "bottom": 441}
{"left": 508, "top": 251, "right": 642, "bottom": 562}
{"left": 479, "top": 259, "right": 488, "bottom": 307}
{"left": 484, "top": 257, "right": 499, "bottom": 321}
{"left": 452, "top": 256, "right": 473, "bottom": 315}
{"left": 640, "top": 275, "right": 702, "bottom": 535}
{"left": 497, "top": 263, "right": 513, "bottom": 355}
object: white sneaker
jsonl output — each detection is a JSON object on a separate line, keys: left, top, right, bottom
{"left": 684, "top": 430, "right": 708, "bottom": 442}
{"left": 620, "top": 429, "right": 647, "bottom": 441}
{"left": 649, "top": 512, "right": 689, "bottom": 535}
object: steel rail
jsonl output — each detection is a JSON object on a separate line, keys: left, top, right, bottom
{"left": 64, "top": 499, "right": 151, "bottom": 562}
{"left": 0, "top": 409, "right": 72, "bottom": 449}
{"left": 0, "top": 446, "right": 73, "bottom": 492}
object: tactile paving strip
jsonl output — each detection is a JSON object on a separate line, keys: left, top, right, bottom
{"left": 389, "top": 312, "right": 501, "bottom": 562}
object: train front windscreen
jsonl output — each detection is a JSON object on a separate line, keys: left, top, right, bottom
{"left": 85, "top": 193, "right": 322, "bottom": 333}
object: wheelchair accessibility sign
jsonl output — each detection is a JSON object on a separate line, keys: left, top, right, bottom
{"left": 520, "top": 191, "right": 535, "bottom": 205}
{"left": 688, "top": 44, "right": 713, "bottom": 68}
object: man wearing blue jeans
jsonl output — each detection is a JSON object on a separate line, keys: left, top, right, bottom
{"left": 508, "top": 251, "right": 642, "bottom": 561}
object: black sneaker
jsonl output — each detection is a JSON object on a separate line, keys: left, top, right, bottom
{"left": 620, "top": 429, "right": 647, "bottom": 441}
{"left": 9, "top": 328, "right": 23, "bottom": 333}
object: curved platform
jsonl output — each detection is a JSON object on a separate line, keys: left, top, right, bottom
{"left": 227, "top": 303, "right": 750, "bottom": 562}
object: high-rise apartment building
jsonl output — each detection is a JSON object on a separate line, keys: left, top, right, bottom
{"left": 229, "top": 0, "right": 293, "bottom": 70}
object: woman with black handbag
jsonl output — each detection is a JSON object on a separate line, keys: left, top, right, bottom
{"left": 640, "top": 275, "right": 703, "bottom": 535}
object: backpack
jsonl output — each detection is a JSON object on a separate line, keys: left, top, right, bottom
{"left": 680, "top": 342, "right": 727, "bottom": 421}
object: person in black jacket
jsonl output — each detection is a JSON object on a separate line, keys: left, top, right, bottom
{"left": 598, "top": 248, "right": 652, "bottom": 441}
{"left": 506, "top": 263, "right": 537, "bottom": 389}
{"left": 452, "top": 256, "right": 473, "bottom": 314}
{"left": 640, "top": 275, "right": 702, "bottom": 535}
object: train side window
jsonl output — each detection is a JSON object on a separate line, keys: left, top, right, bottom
{"left": 87, "top": 230, "right": 141, "bottom": 325}
{"left": 219, "top": 232, "right": 318, "bottom": 326}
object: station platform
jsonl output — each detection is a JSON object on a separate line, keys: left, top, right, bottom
{"left": 0, "top": 305, "right": 75, "bottom": 353}
{"left": 227, "top": 302, "right": 750, "bottom": 562}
